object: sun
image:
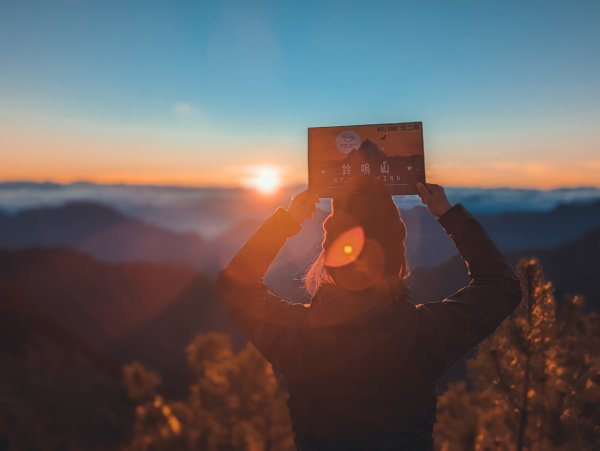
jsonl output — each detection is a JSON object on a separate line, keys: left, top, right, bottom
{"left": 242, "top": 165, "right": 281, "bottom": 195}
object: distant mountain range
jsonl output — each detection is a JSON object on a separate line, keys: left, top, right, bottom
{"left": 0, "top": 247, "right": 201, "bottom": 349}
{"left": 0, "top": 202, "right": 214, "bottom": 270}
{"left": 0, "top": 182, "right": 299, "bottom": 237}
{"left": 2, "top": 200, "right": 600, "bottom": 277}
{"left": 509, "top": 228, "right": 600, "bottom": 310}
{"left": 408, "top": 227, "right": 600, "bottom": 313}
{"left": 2, "top": 182, "right": 600, "bottom": 236}
{"left": 0, "top": 247, "right": 239, "bottom": 396}
{"left": 478, "top": 201, "right": 600, "bottom": 251}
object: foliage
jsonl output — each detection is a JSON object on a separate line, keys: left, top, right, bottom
{"left": 435, "top": 258, "right": 600, "bottom": 450}
{"left": 123, "top": 333, "right": 295, "bottom": 451}
{"left": 122, "top": 361, "right": 162, "bottom": 402}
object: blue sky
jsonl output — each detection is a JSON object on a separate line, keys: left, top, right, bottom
{"left": 1, "top": 0, "right": 599, "bottom": 187}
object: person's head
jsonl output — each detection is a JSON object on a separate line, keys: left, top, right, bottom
{"left": 305, "top": 175, "right": 408, "bottom": 297}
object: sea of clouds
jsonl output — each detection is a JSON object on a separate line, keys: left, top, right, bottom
{"left": 1, "top": 182, "right": 599, "bottom": 237}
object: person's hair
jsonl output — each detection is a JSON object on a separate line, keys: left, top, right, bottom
{"left": 304, "top": 249, "right": 408, "bottom": 297}
{"left": 304, "top": 251, "right": 333, "bottom": 297}
{"left": 303, "top": 175, "right": 408, "bottom": 298}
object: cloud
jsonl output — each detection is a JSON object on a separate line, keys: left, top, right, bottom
{"left": 172, "top": 102, "right": 195, "bottom": 115}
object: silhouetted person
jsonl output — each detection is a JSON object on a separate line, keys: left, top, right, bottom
{"left": 217, "top": 176, "right": 522, "bottom": 450}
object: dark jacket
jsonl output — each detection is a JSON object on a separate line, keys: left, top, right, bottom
{"left": 217, "top": 203, "right": 522, "bottom": 450}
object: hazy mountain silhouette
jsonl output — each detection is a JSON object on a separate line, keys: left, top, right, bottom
{"left": 0, "top": 201, "right": 215, "bottom": 270}
{"left": 212, "top": 217, "right": 265, "bottom": 268}
{"left": 221, "top": 201, "right": 600, "bottom": 286}
{"left": 479, "top": 200, "right": 600, "bottom": 251}
{"left": 402, "top": 201, "right": 600, "bottom": 267}
{"left": 0, "top": 284, "right": 131, "bottom": 449}
{"left": 0, "top": 247, "right": 241, "bottom": 396}
{"left": 408, "top": 227, "right": 600, "bottom": 313}
{"left": 3, "top": 182, "right": 600, "bottom": 220}
{"left": 401, "top": 206, "right": 459, "bottom": 268}
{"left": 3, "top": 199, "right": 600, "bottom": 275}
{"left": 111, "top": 275, "right": 240, "bottom": 396}
{"left": 508, "top": 228, "right": 600, "bottom": 311}
{"left": 0, "top": 247, "right": 199, "bottom": 349}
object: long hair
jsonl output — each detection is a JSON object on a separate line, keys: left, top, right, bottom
{"left": 304, "top": 247, "right": 409, "bottom": 298}
{"left": 304, "top": 251, "right": 332, "bottom": 297}
{"left": 304, "top": 176, "right": 409, "bottom": 298}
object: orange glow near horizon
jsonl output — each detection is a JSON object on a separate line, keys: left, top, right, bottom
{"left": 3, "top": 157, "right": 600, "bottom": 189}
{"left": 241, "top": 165, "right": 282, "bottom": 195}
{"left": 2, "top": 119, "right": 600, "bottom": 190}
{"left": 1, "top": 166, "right": 600, "bottom": 190}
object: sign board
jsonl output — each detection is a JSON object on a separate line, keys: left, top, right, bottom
{"left": 308, "top": 122, "right": 425, "bottom": 197}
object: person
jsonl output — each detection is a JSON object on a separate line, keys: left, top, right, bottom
{"left": 217, "top": 176, "right": 522, "bottom": 450}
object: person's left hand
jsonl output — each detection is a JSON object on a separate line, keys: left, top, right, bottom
{"left": 287, "top": 189, "right": 320, "bottom": 224}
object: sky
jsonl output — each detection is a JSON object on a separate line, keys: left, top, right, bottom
{"left": 1, "top": 0, "right": 599, "bottom": 188}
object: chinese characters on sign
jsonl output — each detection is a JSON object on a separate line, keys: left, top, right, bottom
{"left": 308, "top": 122, "right": 425, "bottom": 196}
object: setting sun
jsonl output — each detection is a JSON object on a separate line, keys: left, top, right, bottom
{"left": 242, "top": 165, "right": 281, "bottom": 195}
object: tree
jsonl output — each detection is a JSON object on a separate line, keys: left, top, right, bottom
{"left": 435, "top": 258, "right": 600, "bottom": 450}
{"left": 123, "top": 333, "right": 295, "bottom": 451}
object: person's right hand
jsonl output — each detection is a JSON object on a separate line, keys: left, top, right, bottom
{"left": 286, "top": 189, "right": 320, "bottom": 224}
{"left": 416, "top": 183, "right": 453, "bottom": 218}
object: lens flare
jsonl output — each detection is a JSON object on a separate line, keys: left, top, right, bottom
{"left": 324, "top": 226, "right": 365, "bottom": 268}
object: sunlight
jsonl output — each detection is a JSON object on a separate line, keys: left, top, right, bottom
{"left": 242, "top": 165, "right": 281, "bottom": 195}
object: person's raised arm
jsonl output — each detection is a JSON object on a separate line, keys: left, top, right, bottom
{"left": 216, "top": 189, "right": 319, "bottom": 365}
{"left": 221, "top": 190, "right": 319, "bottom": 284}
{"left": 414, "top": 183, "right": 522, "bottom": 375}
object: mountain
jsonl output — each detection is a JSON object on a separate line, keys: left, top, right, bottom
{"left": 407, "top": 227, "right": 600, "bottom": 313}
{"left": 401, "top": 206, "right": 459, "bottom": 268}
{"left": 0, "top": 247, "right": 199, "bottom": 349}
{"left": 3, "top": 198, "right": 600, "bottom": 279}
{"left": 212, "top": 217, "right": 265, "bottom": 268}
{"left": 400, "top": 200, "right": 600, "bottom": 269}
{"left": 479, "top": 200, "right": 600, "bottom": 251}
{"left": 2, "top": 182, "right": 600, "bottom": 236}
{"left": 0, "top": 201, "right": 215, "bottom": 271}
{"left": 111, "top": 275, "right": 240, "bottom": 396}
{"left": 0, "top": 181, "right": 300, "bottom": 237}
{"left": 0, "top": 247, "right": 239, "bottom": 396}
{"left": 508, "top": 228, "right": 600, "bottom": 310}
{"left": 0, "top": 284, "right": 132, "bottom": 449}
{"left": 265, "top": 200, "right": 600, "bottom": 285}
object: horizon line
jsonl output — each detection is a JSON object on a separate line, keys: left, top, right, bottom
{"left": 1, "top": 179, "right": 600, "bottom": 192}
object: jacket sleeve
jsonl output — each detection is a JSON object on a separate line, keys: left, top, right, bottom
{"left": 216, "top": 207, "right": 310, "bottom": 367}
{"left": 416, "top": 203, "right": 522, "bottom": 376}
